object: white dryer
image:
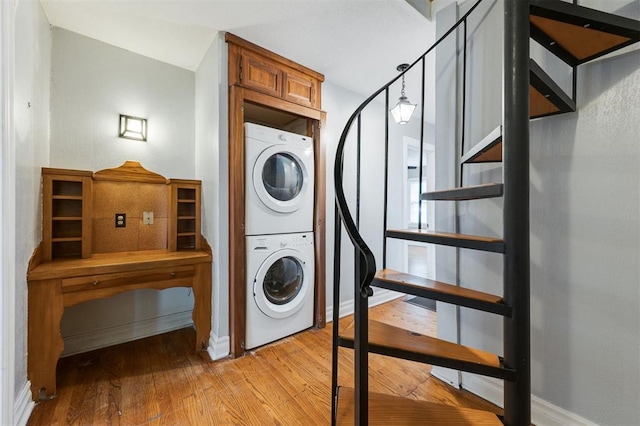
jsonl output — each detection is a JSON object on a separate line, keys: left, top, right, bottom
{"left": 245, "top": 123, "right": 314, "bottom": 236}
{"left": 245, "top": 232, "right": 315, "bottom": 350}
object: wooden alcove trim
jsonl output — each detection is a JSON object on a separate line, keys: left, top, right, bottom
{"left": 225, "top": 33, "right": 325, "bottom": 84}
{"left": 228, "top": 85, "right": 327, "bottom": 358}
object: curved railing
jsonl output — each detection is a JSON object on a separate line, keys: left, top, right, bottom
{"left": 333, "top": 0, "right": 486, "bottom": 299}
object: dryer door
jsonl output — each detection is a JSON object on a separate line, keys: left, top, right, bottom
{"left": 253, "top": 249, "right": 310, "bottom": 319}
{"left": 253, "top": 145, "right": 310, "bottom": 213}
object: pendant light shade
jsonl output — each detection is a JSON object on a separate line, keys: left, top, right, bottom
{"left": 390, "top": 64, "right": 417, "bottom": 124}
{"left": 390, "top": 96, "right": 417, "bottom": 124}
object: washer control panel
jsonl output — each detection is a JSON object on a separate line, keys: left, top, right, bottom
{"left": 286, "top": 233, "right": 314, "bottom": 248}
{"left": 247, "top": 232, "right": 314, "bottom": 251}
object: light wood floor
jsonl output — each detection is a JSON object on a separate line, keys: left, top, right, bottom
{"left": 27, "top": 298, "right": 501, "bottom": 425}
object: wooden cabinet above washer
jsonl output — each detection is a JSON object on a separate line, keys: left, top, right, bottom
{"left": 226, "top": 33, "right": 324, "bottom": 109}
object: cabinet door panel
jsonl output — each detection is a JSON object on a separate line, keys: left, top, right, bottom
{"left": 241, "top": 52, "right": 282, "bottom": 97}
{"left": 283, "top": 69, "right": 317, "bottom": 107}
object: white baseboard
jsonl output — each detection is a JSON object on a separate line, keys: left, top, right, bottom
{"left": 207, "top": 333, "right": 230, "bottom": 361}
{"left": 461, "top": 374, "right": 598, "bottom": 426}
{"left": 14, "top": 381, "right": 34, "bottom": 426}
{"left": 325, "top": 289, "right": 403, "bottom": 322}
{"left": 431, "top": 366, "right": 459, "bottom": 388}
{"left": 61, "top": 310, "right": 194, "bottom": 357}
{"left": 205, "top": 290, "right": 400, "bottom": 360}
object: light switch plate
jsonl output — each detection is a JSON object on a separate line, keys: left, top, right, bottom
{"left": 142, "top": 211, "right": 154, "bottom": 225}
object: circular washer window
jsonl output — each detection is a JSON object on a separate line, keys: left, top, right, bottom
{"left": 253, "top": 146, "right": 309, "bottom": 213}
{"left": 253, "top": 250, "right": 309, "bottom": 319}
{"left": 263, "top": 256, "right": 304, "bottom": 305}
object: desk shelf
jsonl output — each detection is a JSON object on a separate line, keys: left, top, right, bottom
{"left": 170, "top": 180, "right": 202, "bottom": 251}
{"left": 42, "top": 168, "right": 93, "bottom": 260}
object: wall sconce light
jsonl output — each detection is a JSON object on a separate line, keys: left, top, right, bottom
{"left": 390, "top": 64, "right": 417, "bottom": 124}
{"left": 119, "top": 114, "right": 147, "bottom": 141}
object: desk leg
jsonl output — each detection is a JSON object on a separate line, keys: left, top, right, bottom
{"left": 28, "top": 279, "right": 64, "bottom": 401}
{"left": 192, "top": 263, "right": 212, "bottom": 351}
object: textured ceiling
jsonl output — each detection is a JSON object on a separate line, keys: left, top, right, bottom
{"left": 40, "top": 0, "right": 436, "bottom": 97}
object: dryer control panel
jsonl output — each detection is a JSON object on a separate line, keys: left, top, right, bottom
{"left": 245, "top": 122, "right": 312, "bottom": 149}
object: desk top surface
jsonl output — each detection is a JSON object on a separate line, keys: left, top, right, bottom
{"left": 28, "top": 249, "right": 212, "bottom": 281}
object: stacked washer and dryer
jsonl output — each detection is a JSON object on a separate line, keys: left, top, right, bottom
{"left": 244, "top": 123, "right": 315, "bottom": 350}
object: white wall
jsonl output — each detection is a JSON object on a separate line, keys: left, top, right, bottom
{"left": 435, "top": 1, "right": 640, "bottom": 424}
{"left": 11, "top": 1, "right": 51, "bottom": 423}
{"left": 195, "top": 33, "right": 230, "bottom": 359}
{"left": 322, "top": 80, "right": 431, "bottom": 316}
{"left": 50, "top": 28, "right": 197, "bottom": 355}
{"left": 50, "top": 28, "right": 195, "bottom": 176}
{"left": 528, "top": 8, "right": 640, "bottom": 423}
{"left": 0, "top": 2, "right": 14, "bottom": 422}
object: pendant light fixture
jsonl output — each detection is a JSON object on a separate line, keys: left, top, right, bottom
{"left": 390, "top": 63, "right": 417, "bottom": 124}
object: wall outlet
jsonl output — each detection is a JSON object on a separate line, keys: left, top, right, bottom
{"left": 142, "top": 211, "right": 154, "bottom": 225}
{"left": 115, "top": 213, "right": 126, "bottom": 228}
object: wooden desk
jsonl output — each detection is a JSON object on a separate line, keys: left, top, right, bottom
{"left": 27, "top": 247, "right": 212, "bottom": 401}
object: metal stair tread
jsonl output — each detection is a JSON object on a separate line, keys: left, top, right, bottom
{"left": 463, "top": 58, "right": 577, "bottom": 164}
{"left": 339, "top": 319, "right": 514, "bottom": 380}
{"left": 335, "top": 386, "right": 503, "bottom": 425}
{"left": 372, "top": 269, "right": 510, "bottom": 316}
{"left": 529, "top": 58, "right": 576, "bottom": 119}
{"left": 530, "top": 0, "right": 640, "bottom": 66}
{"left": 421, "top": 183, "right": 504, "bottom": 201}
{"left": 386, "top": 229, "right": 505, "bottom": 253}
{"left": 461, "top": 125, "right": 502, "bottom": 164}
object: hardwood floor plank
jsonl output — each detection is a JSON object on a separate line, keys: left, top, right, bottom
{"left": 27, "top": 299, "right": 500, "bottom": 425}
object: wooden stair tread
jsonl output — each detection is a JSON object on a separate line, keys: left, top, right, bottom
{"left": 373, "top": 269, "right": 510, "bottom": 316}
{"left": 530, "top": 1, "right": 640, "bottom": 66}
{"left": 336, "top": 386, "right": 503, "bottom": 425}
{"left": 421, "top": 183, "right": 503, "bottom": 201}
{"left": 386, "top": 229, "right": 505, "bottom": 253}
{"left": 339, "top": 319, "right": 513, "bottom": 380}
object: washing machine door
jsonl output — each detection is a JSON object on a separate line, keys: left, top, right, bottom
{"left": 253, "top": 145, "right": 310, "bottom": 213}
{"left": 253, "top": 249, "right": 310, "bottom": 319}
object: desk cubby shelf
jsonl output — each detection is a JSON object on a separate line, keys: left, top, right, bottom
{"left": 170, "top": 179, "right": 201, "bottom": 251}
{"left": 42, "top": 168, "right": 93, "bottom": 260}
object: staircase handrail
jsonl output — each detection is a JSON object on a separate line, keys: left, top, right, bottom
{"left": 334, "top": 0, "right": 486, "bottom": 296}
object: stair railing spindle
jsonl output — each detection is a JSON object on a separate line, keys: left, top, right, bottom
{"left": 382, "top": 88, "right": 390, "bottom": 269}
{"left": 418, "top": 57, "right": 426, "bottom": 230}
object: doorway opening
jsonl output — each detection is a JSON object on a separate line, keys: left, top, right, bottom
{"left": 403, "top": 136, "right": 436, "bottom": 309}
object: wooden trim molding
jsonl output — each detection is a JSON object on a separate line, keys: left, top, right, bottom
{"left": 226, "top": 35, "right": 327, "bottom": 356}
{"left": 228, "top": 85, "right": 247, "bottom": 357}
{"left": 225, "top": 33, "right": 325, "bottom": 83}
{"left": 313, "top": 116, "right": 327, "bottom": 328}
{"left": 93, "top": 161, "right": 167, "bottom": 183}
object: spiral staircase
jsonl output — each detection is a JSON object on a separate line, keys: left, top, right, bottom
{"left": 330, "top": 1, "right": 640, "bottom": 424}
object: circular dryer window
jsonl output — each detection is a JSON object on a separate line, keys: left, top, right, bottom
{"left": 254, "top": 250, "right": 310, "bottom": 319}
{"left": 263, "top": 153, "right": 303, "bottom": 201}
{"left": 253, "top": 146, "right": 309, "bottom": 213}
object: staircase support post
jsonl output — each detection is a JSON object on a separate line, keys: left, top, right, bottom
{"left": 503, "top": 0, "right": 531, "bottom": 425}
{"left": 354, "top": 254, "right": 369, "bottom": 425}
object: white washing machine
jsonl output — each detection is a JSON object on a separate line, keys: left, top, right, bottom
{"left": 245, "top": 232, "right": 315, "bottom": 350}
{"left": 245, "top": 123, "right": 315, "bottom": 236}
